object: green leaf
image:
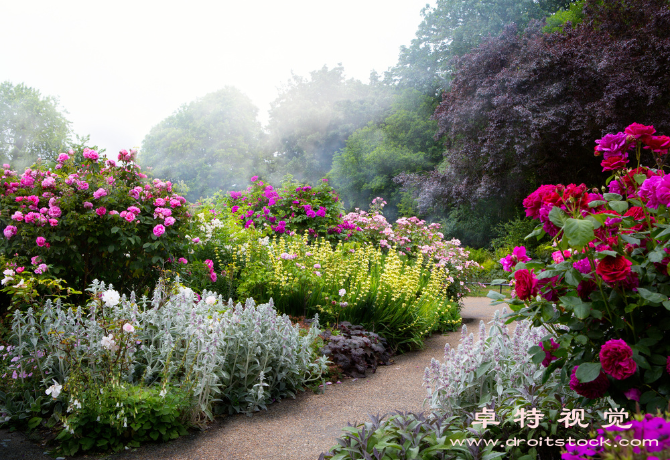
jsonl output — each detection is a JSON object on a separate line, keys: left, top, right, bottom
{"left": 574, "top": 303, "right": 590, "bottom": 319}
{"left": 525, "top": 227, "right": 545, "bottom": 241}
{"left": 603, "top": 193, "right": 623, "bottom": 201}
{"left": 634, "top": 174, "right": 647, "bottom": 185}
{"left": 663, "top": 300, "right": 670, "bottom": 311}
{"left": 542, "top": 303, "right": 554, "bottom": 322}
{"left": 80, "top": 437, "right": 95, "bottom": 451}
{"left": 588, "top": 200, "right": 607, "bottom": 208}
{"left": 487, "top": 291, "right": 505, "bottom": 300}
{"left": 575, "top": 363, "right": 602, "bottom": 383}
{"left": 563, "top": 218, "right": 595, "bottom": 248}
{"left": 548, "top": 207, "right": 568, "bottom": 227}
{"left": 27, "top": 417, "right": 42, "bottom": 430}
{"left": 637, "top": 287, "right": 668, "bottom": 304}
{"left": 644, "top": 366, "right": 664, "bottom": 384}
{"left": 608, "top": 201, "right": 629, "bottom": 214}
{"left": 111, "top": 226, "right": 120, "bottom": 234}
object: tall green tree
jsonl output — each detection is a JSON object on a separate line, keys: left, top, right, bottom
{"left": 388, "top": 0, "right": 573, "bottom": 94}
{"left": 329, "top": 89, "right": 442, "bottom": 220}
{"left": 140, "top": 87, "right": 265, "bottom": 201}
{"left": 0, "top": 81, "right": 72, "bottom": 170}
{"left": 266, "top": 65, "right": 393, "bottom": 185}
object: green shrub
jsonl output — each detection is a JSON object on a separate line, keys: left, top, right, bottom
{"left": 543, "top": 1, "right": 585, "bottom": 33}
{"left": 55, "top": 382, "right": 191, "bottom": 455}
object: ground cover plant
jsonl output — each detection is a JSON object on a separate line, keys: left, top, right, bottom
{"left": 0, "top": 279, "right": 326, "bottom": 454}
{"left": 320, "top": 321, "right": 391, "bottom": 378}
{"left": 493, "top": 123, "right": 670, "bottom": 414}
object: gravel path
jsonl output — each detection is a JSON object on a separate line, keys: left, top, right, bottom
{"left": 0, "top": 297, "right": 501, "bottom": 460}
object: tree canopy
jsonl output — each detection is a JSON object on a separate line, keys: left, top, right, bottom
{"left": 0, "top": 81, "right": 72, "bottom": 170}
{"left": 387, "top": 0, "right": 573, "bottom": 95}
{"left": 330, "top": 89, "right": 443, "bottom": 220}
{"left": 139, "top": 87, "right": 264, "bottom": 201}
{"left": 266, "top": 65, "right": 393, "bottom": 185}
{"left": 398, "top": 0, "right": 670, "bottom": 222}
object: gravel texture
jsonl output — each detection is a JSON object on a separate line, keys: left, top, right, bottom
{"left": 0, "top": 297, "right": 501, "bottom": 460}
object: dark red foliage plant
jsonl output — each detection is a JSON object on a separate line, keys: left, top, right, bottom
{"left": 398, "top": 0, "right": 670, "bottom": 215}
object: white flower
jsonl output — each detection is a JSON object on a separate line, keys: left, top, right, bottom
{"left": 205, "top": 296, "right": 216, "bottom": 305}
{"left": 122, "top": 323, "right": 135, "bottom": 333}
{"left": 159, "top": 388, "right": 167, "bottom": 398}
{"left": 1, "top": 276, "right": 13, "bottom": 285}
{"left": 101, "top": 334, "right": 118, "bottom": 351}
{"left": 3, "top": 269, "right": 15, "bottom": 277}
{"left": 14, "top": 279, "right": 26, "bottom": 288}
{"left": 45, "top": 380, "right": 62, "bottom": 399}
{"left": 73, "top": 399, "right": 81, "bottom": 409}
{"left": 339, "top": 289, "right": 346, "bottom": 297}
{"left": 179, "top": 286, "right": 193, "bottom": 297}
{"left": 101, "top": 289, "right": 120, "bottom": 306}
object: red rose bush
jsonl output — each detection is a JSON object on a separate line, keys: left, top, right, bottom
{"left": 492, "top": 123, "right": 670, "bottom": 412}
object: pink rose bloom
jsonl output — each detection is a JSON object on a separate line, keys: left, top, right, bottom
{"left": 204, "top": 259, "right": 214, "bottom": 270}
{"left": 127, "top": 206, "right": 140, "bottom": 215}
{"left": 124, "top": 212, "right": 135, "bottom": 222}
{"left": 569, "top": 365, "right": 610, "bottom": 399}
{"left": 57, "top": 153, "right": 69, "bottom": 162}
{"left": 120, "top": 211, "right": 128, "bottom": 218}
{"left": 3, "top": 225, "right": 17, "bottom": 239}
{"left": 36, "top": 236, "right": 46, "bottom": 247}
{"left": 39, "top": 207, "right": 48, "bottom": 214}
{"left": 170, "top": 199, "right": 180, "bottom": 207}
{"left": 83, "top": 201, "right": 93, "bottom": 209}
{"left": 48, "top": 207, "right": 61, "bottom": 218}
{"left": 93, "top": 188, "right": 107, "bottom": 199}
{"left": 153, "top": 224, "right": 165, "bottom": 237}
{"left": 77, "top": 181, "right": 89, "bottom": 191}
{"left": 109, "top": 210, "right": 119, "bottom": 215}
{"left": 164, "top": 216, "right": 176, "bottom": 226}
{"left": 122, "top": 323, "right": 135, "bottom": 333}
{"left": 96, "top": 207, "right": 107, "bottom": 216}
{"left": 599, "top": 339, "right": 636, "bottom": 380}
{"left": 573, "top": 258, "right": 592, "bottom": 274}
{"left": 11, "top": 211, "right": 24, "bottom": 221}
{"left": 129, "top": 188, "right": 141, "bottom": 199}
{"left": 41, "top": 177, "right": 56, "bottom": 188}
{"left": 178, "top": 257, "right": 188, "bottom": 264}
{"left": 107, "top": 159, "right": 117, "bottom": 167}
{"left": 624, "top": 388, "right": 641, "bottom": 402}
{"left": 192, "top": 237, "right": 200, "bottom": 243}
{"left": 106, "top": 176, "right": 115, "bottom": 185}
{"left": 16, "top": 267, "right": 24, "bottom": 273}
{"left": 137, "top": 173, "right": 147, "bottom": 179}
{"left": 250, "top": 175, "right": 259, "bottom": 182}
{"left": 210, "top": 271, "right": 217, "bottom": 282}
{"left": 82, "top": 148, "right": 99, "bottom": 161}
{"left": 231, "top": 205, "right": 240, "bottom": 213}
{"left": 55, "top": 164, "right": 62, "bottom": 169}
{"left": 49, "top": 219, "right": 58, "bottom": 227}
{"left": 154, "top": 198, "right": 166, "bottom": 206}
{"left": 31, "top": 256, "right": 41, "bottom": 265}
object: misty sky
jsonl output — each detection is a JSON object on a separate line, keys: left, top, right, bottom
{"left": 2, "top": 0, "right": 432, "bottom": 155}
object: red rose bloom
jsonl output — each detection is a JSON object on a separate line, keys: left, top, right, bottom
{"left": 599, "top": 339, "right": 637, "bottom": 380}
{"left": 625, "top": 122, "right": 656, "bottom": 142}
{"left": 569, "top": 366, "right": 610, "bottom": 399}
{"left": 596, "top": 255, "right": 632, "bottom": 283}
{"left": 514, "top": 269, "right": 539, "bottom": 301}
{"left": 601, "top": 155, "right": 629, "bottom": 171}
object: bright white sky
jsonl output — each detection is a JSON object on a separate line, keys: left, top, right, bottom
{"left": 2, "top": 0, "right": 432, "bottom": 155}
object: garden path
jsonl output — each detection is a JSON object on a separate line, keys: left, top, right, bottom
{"left": 0, "top": 296, "right": 501, "bottom": 460}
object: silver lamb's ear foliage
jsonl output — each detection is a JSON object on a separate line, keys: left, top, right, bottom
{"left": 5, "top": 281, "right": 325, "bottom": 425}
{"left": 423, "top": 309, "right": 570, "bottom": 415}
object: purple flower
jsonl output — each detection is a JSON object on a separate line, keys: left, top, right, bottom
{"left": 600, "top": 339, "right": 636, "bottom": 380}
{"left": 250, "top": 175, "right": 259, "bottom": 182}
{"left": 595, "top": 132, "right": 631, "bottom": 158}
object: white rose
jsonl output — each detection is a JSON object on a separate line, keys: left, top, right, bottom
{"left": 205, "top": 296, "right": 216, "bottom": 305}
{"left": 101, "top": 289, "right": 120, "bottom": 306}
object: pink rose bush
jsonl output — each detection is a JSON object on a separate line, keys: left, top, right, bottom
{"left": 0, "top": 148, "right": 191, "bottom": 299}
{"left": 494, "top": 124, "right": 670, "bottom": 411}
